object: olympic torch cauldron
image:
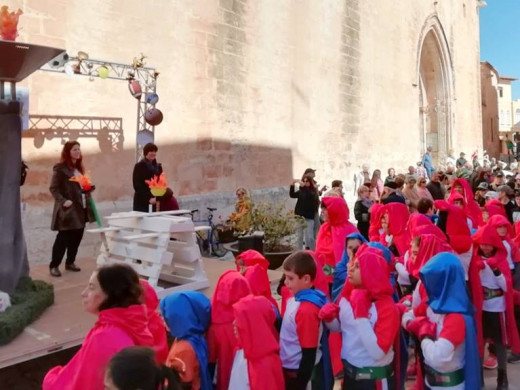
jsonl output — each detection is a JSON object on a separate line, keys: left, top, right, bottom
{"left": 0, "top": 39, "right": 64, "bottom": 293}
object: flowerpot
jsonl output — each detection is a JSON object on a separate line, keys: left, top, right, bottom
{"left": 223, "top": 242, "right": 295, "bottom": 270}
{"left": 216, "top": 226, "right": 236, "bottom": 244}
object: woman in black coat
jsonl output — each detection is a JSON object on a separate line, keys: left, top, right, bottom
{"left": 49, "top": 141, "right": 95, "bottom": 277}
{"left": 290, "top": 174, "right": 320, "bottom": 250}
{"left": 132, "top": 143, "right": 163, "bottom": 212}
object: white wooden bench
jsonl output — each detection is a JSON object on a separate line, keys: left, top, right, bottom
{"left": 87, "top": 210, "right": 210, "bottom": 297}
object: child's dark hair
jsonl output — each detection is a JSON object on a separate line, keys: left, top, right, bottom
{"left": 417, "top": 198, "right": 434, "bottom": 214}
{"left": 107, "top": 346, "right": 182, "bottom": 390}
{"left": 411, "top": 235, "right": 422, "bottom": 247}
{"left": 331, "top": 179, "right": 342, "bottom": 188}
{"left": 283, "top": 251, "right": 316, "bottom": 281}
{"left": 97, "top": 264, "right": 143, "bottom": 311}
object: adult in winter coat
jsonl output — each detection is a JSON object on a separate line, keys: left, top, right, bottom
{"left": 353, "top": 185, "right": 373, "bottom": 240}
{"left": 290, "top": 174, "right": 320, "bottom": 250}
{"left": 49, "top": 141, "right": 96, "bottom": 277}
{"left": 43, "top": 264, "right": 154, "bottom": 390}
{"left": 315, "top": 196, "right": 358, "bottom": 281}
{"left": 133, "top": 142, "right": 163, "bottom": 212}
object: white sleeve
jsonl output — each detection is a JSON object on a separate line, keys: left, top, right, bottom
{"left": 495, "top": 273, "right": 507, "bottom": 292}
{"left": 395, "top": 262, "right": 411, "bottom": 285}
{"left": 411, "top": 283, "right": 422, "bottom": 309}
{"left": 402, "top": 310, "right": 415, "bottom": 328}
{"left": 421, "top": 338, "right": 455, "bottom": 365}
{"left": 325, "top": 318, "right": 341, "bottom": 333}
{"left": 354, "top": 319, "right": 386, "bottom": 361}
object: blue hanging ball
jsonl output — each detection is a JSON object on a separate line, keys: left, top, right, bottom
{"left": 146, "top": 93, "right": 159, "bottom": 105}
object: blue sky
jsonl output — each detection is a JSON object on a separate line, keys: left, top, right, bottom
{"left": 480, "top": 0, "right": 520, "bottom": 99}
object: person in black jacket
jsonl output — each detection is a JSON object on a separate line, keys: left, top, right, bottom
{"left": 353, "top": 185, "right": 373, "bottom": 240}
{"left": 49, "top": 141, "right": 95, "bottom": 277}
{"left": 290, "top": 174, "right": 320, "bottom": 250}
{"left": 133, "top": 143, "right": 163, "bottom": 212}
{"left": 426, "top": 171, "right": 445, "bottom": 200}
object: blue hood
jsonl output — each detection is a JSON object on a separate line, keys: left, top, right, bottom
{"left": 160, "top": 291, "right": 212, "bottom": 390}
{"left": 419, "top": 252, "right": 473, "bottom": 315}
{"left": 332, "top": 233, "right": 368, "bottom": 301}
{"left": 419, "top": 252, "right": 480, "bottom": 390}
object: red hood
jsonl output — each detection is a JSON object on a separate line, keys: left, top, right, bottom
{"left": 451, "top": 179, "right": 482, "bottom": 226}
{"left": 97, "top": 304, "right": 154, "bottom": 347}
{"left": 211, "top": 270, "right": 251, "bottom": 324}
{"left": 407, "top": 234, "right": 453, "bottom": 279}
{"left": 434, "top": 199, "right": 472, "bottom": 254}
{"left": 358, "top": 246, "right": 394, "bottom": 299}
{"left": 448, "top": 192, "right": 467, "bottom": 207}
{"left": 473, "top": 224, "right": 506, "bottom": 253}
{"left": 408, "top": 213, "right": 433, "bottom": 237}
{"left": 452, "top": 179, "right": 474, "bottom": 204}
{"left": 234, "top": 295, "right": 279, "bottom": 359}
{"left": 243, "top": 264, "right": 279, "bottom": 310}
{"left": 383, "top": 203, "right": 410, "bottom": 255}
{"left": 305, "top": 250, "right": 331, "bottom": 298}
{"left": 369, "top": 203, "right": 385, "bottom": 241}
{"left": 414, "top": 224, "right": 448, "bottom": 242}
{"left": 139, "top": 279, "right": 159, "bottom": 313}
{"left": 384, "top": 203, "right": 409, "bottom": 236}
{"left": 322, "top": 196, "right": 349, "bottom": 225}
{"left": 235, "top": 250, "right": 269, "bottom": 270}
{"left": 488, "top": 214, "right": 514, "bottom": 238}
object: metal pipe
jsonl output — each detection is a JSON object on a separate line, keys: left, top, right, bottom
{"left": 0, "top": 81, "right": 4, "bottom": 99}
{"left": 10, "top": 82, "right": 16, "bottom": 100}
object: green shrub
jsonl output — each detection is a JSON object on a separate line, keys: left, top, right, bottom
{"left": 0, "top": 277, "right": 54, "bottom": 346}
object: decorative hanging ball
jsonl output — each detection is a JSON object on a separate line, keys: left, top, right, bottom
{"left": 146, "top": 93, "right": 159, "bottom": 105}
{"left": 128, "top": 80, "right": 142, "bottom": 99}
{"left": 98, "top": 65, "right": 109, "bottom": 79}
{"left": 145, "top": 108, "right": 163, "bottom": 126}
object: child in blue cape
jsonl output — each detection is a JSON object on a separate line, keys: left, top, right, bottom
{"left": 408, "top": 252, "right": 481, "bottom": 390}
{"left": 160, "top": 291, "right": 212, "bottom": 390}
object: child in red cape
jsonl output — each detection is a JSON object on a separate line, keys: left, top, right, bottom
{"left": 368, "top": 203, "right": 385, "bottom": 242}
{"left": 315, "top": 197, "right": 358, "bottom": 282}
{"left": 451, "top": 178, "right": 483, "bottom": 228}
{"left": 207, "top": 270, "right": 251, "bottom": 390}
{"left": 235, "top": 250, "right": 279, "bottom": 311}
{"left": 229, "top": 295, "right": 284, "bottom": 390}
{"left": 321, "top": 245, "right": 400, "bottom": 389}
{"left": 488, "top": 214, "right": 520, "bottom": 271}
{"left": 381, "top": 202, "right": 410, "bottom": 257}
{"left": 469, "top": 224, "right": 520, "bottom": 388}
{"left": 483, "top": 199, "right": 507, "bottom": 224}
{"left": 139, "top": 280, "right": 169, "bottom": 363}
{"left": 434, "top": 194, "right": 473, "bottom": 279}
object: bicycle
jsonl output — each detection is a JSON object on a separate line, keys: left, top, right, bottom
{"left": 190, "top": 207, "right": 228, "bottom": 258}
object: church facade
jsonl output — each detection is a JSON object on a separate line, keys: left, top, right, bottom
{"left": 7, "top": 0, "right": 483, "bottom": 261}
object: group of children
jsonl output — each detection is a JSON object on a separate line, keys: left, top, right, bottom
{"left": 42, "top": 171, "right": 520, "bottom": 390}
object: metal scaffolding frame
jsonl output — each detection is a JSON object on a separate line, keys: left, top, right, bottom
{"left": 40, "top": 56, "right": 158, "bottom": 161}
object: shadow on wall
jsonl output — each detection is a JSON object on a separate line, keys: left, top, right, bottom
{"left": 23, "top": 115, "right": 124, "bottom": 152}
{"left": 21, "top": 138, "right": 294, "bottom": 204}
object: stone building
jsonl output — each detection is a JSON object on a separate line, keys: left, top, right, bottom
{"left": 5, "top": 0, "right": 483, "bottom": 262}
{"left": 480, "top": 62, "right": 500, "bottom": 159}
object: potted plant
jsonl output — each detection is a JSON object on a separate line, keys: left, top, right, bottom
{"left": 225, "top": 203, "right": 306, "bottom": 269}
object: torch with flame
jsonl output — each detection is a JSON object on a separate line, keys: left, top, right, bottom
{"left": 0, "top": 6, "right": 23, "bottom": 41}
{"left": 145, "top": 173, "right": 167, "bottom": 197}
{"left": 69, "top": 173, "right": 93, "bottom": 192}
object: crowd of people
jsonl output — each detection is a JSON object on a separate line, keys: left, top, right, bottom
{"left": 46, "top": 140, "right": 520, "bottom": 390}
